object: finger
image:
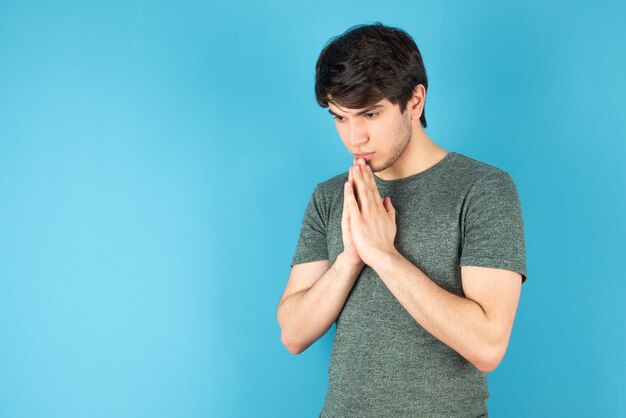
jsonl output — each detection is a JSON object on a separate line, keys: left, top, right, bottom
{"left": 349, "top": 166, "right": 361, "bottom": 210}
{"left": 352, "top": 163, "right": 371, "bottom": 213}
{"left": 357, "top": 160, "right": 375, "bottom": 200}
{"left": 356, "top": 158, "right": 381, "bottom": 209}
{"left": 363, "top": 163, "right": 383, "bottom": 208}
{"left": 356, "top": 159, "right": 382, "bottom": 207}
{"left": 342, "top": 184, "right": 348, "bottom": 220}
{"left": 343, "top": 178, "right": 352, "bottom": 221}
{"left": 344, "top": 180, "right": 361, "bottom": 220}
{"left": 383, "top": 196, "right": 396, "bottom": 222}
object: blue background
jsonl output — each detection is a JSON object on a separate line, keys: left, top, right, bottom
{"left": 1, "top": 1, "right": 625, "bottom": 417}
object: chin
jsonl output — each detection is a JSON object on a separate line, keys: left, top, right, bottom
{"left": 369, "top": 159, "right": 386, "bottom": 173}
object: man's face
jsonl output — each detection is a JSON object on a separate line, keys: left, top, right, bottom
{"left": 328, "top": 98, "right": 412, "bottom": 173}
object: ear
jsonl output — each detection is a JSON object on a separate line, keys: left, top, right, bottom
{"left": 408, "top": 84, "right": 426, "bottom": 121}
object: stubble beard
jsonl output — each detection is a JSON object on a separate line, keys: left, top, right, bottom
{"left": 371, "top": 112, "right": 413, "bottom": 173}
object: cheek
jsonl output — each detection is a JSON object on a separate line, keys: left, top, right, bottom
{"left": 372, "top": 118, "right": 396, "bottom": 135}
{"left": 338, "top": 126, "right": 358, "bottom": 148}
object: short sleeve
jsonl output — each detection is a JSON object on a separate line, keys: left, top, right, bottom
{"left": 460, "top": 170, "right": 528, "bottom": 283}
{"left": 290, "top": 184, "right": 329, "bottom": 267}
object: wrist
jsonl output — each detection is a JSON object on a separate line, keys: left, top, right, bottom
{"left": 337, "top": 251, "right": 365, "bottom": 271}
{"left": 369, "top": 247, "right": 402, "bottom": 271}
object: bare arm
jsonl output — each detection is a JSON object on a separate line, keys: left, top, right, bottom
{"left": 371, "top": 250, "right": 522, "bottom": 373}
{"left": 277, "top": 252, "right": 363, "bottom": 354}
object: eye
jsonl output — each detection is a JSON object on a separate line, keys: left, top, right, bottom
{"left": 333, "top": 112, "right": 377, "bottom": 122}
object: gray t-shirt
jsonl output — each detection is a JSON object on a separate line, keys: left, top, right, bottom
{"left": 291, "top": 151, "right": 527, "bottom": 417}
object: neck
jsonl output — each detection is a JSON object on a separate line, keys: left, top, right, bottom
{"left": 375, "top": 126, "right": 449, "bottom": 181}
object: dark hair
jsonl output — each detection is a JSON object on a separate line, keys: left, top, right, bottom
{"left": 315, "top": 22, "right": 429, "bottom": 128}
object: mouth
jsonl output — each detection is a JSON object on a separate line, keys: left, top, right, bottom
{"left": 353, "top": 152, "right": 375, "bottom": 161}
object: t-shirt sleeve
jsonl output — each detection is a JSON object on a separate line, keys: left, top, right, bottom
{"left": 460, "top": 170, "right": 528, "bottom": 283}
{"left": 290, "top": 184, "right": 329, "bottom": 267}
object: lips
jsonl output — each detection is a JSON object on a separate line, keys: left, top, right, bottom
{"left": 354, "top": 152, "right": 375, "bottom": 160}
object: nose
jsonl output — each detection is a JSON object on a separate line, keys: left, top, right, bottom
{"left": 348, "top": 119, "right": 368, "bottom": 147}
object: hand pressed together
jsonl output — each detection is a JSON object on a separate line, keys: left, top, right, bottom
{"left": 342, "top": 157, "right": 398, "bottom": 268}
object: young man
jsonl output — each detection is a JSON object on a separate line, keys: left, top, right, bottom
{"left": 277, "top": 22, "right": 527, "bottom": 417}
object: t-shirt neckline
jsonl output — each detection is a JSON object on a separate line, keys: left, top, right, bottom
{"left": 373, "top": 151, "right": 458, "bottom": 186}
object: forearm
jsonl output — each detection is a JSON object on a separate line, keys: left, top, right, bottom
{"left": 372, "top": 250, "right": 499, "bottom": 372}
{"left": 278, "top": 252, "right": 363, "bottom": 354}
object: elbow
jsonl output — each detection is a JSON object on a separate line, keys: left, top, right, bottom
{"left": 281, "top": 333, "right": 305, "bottom": 355}
{"left": 277, "top": 308, "right": 305, "bottom": 355}
{"left": 473, "top": 322, "right": 513, "bottom": 373}
{"left": 475, "top": 356, "right": 500, "bottom": 374}
{"left": 474, "top": 341, "right": 508, "bottom": 373}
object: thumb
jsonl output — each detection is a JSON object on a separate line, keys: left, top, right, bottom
{"left": 383, "top": 196, "right": 395, "bottom": 219}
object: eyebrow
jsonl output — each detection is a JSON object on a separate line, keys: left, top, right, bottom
{"left": 328, "top": 104, "right": 385, "bottom": 118}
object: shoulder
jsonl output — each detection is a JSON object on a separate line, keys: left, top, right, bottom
{"left": 452, "top": 152, "right": 519, "bottom": 191}
{"left": 453, "top": 152, "right": 509, "bottom": 178}
{"left": 300, "top": 171, "right": 349, "bottom": 217}
{"left": 313, "top": 171, "right": 350, "bottom": 197}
